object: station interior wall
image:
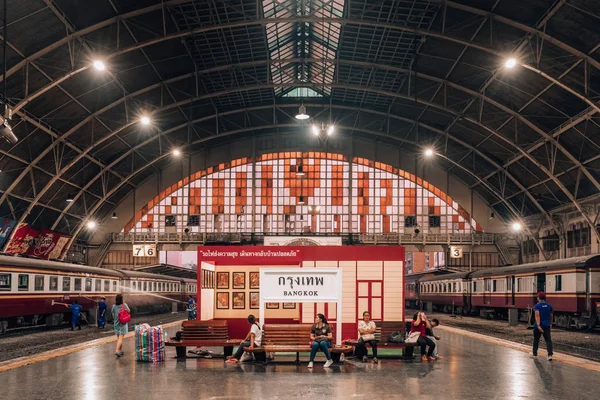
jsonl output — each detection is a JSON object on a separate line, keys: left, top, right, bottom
{"left": 93, "top": 134, "right": 507, "bottom": 243}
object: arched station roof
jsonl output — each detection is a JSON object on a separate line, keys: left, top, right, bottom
{"left": 0, "top": 0, "right": 599, "bottom": 245}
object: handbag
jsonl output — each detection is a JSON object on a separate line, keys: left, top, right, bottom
{"left": 118, "top": 304, "right": 131, "bottom": 324}
{"left": 388, "top": 331, "right": 404, "bottom": 343}
{"left": 361, "top": 333, "right": 376, "bottom": 341}
{"left": 405, "top": 331, "right": 421, "bottom": 344}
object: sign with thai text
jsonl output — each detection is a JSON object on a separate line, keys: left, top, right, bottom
{"left": 260, "top": 268, "right": 341, "bottom": 302}
{"left": 198, "top": 246, "right": 303, "bottom": 265}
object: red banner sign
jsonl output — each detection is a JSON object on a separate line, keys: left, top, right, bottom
{"left": 4, "top": 223, "right": 39, "bottom": 255}
{"left": 4, "top": 224, "right": 71, "bottom": 259}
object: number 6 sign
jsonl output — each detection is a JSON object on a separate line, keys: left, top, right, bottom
{"left": 133, "top": 244, "right": 157, "bottom": 257}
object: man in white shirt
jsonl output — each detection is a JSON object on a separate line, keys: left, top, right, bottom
{"left": 226, "top": 314, "right": 262, "bottom": 363}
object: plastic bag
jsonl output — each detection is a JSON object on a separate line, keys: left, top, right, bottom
{"left": 135, "top": 323, "right": 166, "bottom": 362}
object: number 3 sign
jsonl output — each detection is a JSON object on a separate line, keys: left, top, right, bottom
{"left": 450, "top": 246, "right": 463, "bottom": 259}
{"left": 133, "top": 244, "right": 156, "bottom": 257}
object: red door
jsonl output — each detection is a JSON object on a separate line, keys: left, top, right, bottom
{"left": 356, "top": 280, "right": 384, "bottom": 321}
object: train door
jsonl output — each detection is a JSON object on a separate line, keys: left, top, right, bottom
{"left": 536, "top": 273, "right": 546, "bottom": 293}
{"left": 586, "top": 267, "right": 591, "bottom": 313}
{"left": 511, "top": 276, "right": 516, "bottom": 305}
{"left": 483, "top": 278, "right": 491, "bottom": 305}
{"left": 505, "top": 277, "right": 513, "bottom": 305}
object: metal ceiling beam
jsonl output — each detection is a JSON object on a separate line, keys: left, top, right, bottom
{"left": 11, "top": 17, "right": 600, "bottom": 116}
{"left": 50, "top": 102, "right": 559, "bottom": 240}
{"left": 61, "top": 121, "right": 546, "bottom": 256}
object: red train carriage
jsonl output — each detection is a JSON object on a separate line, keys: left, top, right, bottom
{"left": 0, "top": 255, "right": 197, "bottom": 333}
{"left": 419, "top": 272, "right": 471, "bottom": 314}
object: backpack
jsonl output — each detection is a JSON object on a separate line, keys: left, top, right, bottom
{"left": 388, "top": 331, "right": 404, "bottom": 343}
{"left": 118, "top": 304, "right": 131, "bottom": 324}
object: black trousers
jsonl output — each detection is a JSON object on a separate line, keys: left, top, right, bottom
{"left": 533, "top": 327, "right": 553, "bottom": 356}
{"left": 417, "top": 336, "right": 435, "bottom": 357}
{"left": 355, "top": 338, "right": 378, "bottom": 357}
{"left": 233, "top": 340, "right": 251, "bottom": 360}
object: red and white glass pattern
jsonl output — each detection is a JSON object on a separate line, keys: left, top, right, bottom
{"left": 123, "top": 152, "right": 481, "bottom": 234}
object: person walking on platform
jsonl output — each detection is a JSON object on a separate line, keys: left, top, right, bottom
{"left": 112, "top": 294, "right": 130, "bottom": 357}
{"left": 187, "top": 295, "right": 197, "bottom": 320}
{"left": 308, "top": 313, "right": 334, "bottom": 369}
{"left": 531, "top": 292, "right": 553, "bottom": 361}
{"left": 97, "top": 297, "right": 107, "bottom": 329}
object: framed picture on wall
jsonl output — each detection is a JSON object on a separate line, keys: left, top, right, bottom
{"left": 216, "top": 272, "right": 229, "bottom": 289}
{"left": 282, "top": 303, "right": 296, "bottom": 309}
{"left": 232, "top": 292, "right": 245, "bottom": 309}
{"left": 266, "top": 302, "right": 279, "bottom": 309}
{"left": 249, "top": 292, "right": 259, "bottom": 309}
{"left": 216, "top": 292, "right": 229, "bottom": 309}
{"left": 233, "top": 272, "right": 245, "bottom": 289}
{"left": 249, "top": 272, "right": 260, "bottom": 289}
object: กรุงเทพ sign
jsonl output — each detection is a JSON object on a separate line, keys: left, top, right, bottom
{"left": 260, "top": 268, "right": 341, "bottom": 302}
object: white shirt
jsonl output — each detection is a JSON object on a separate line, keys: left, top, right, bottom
{"left": 358, "top": 320, "right": 376, "bottom": 339}
{"left": 251, "top": 323, "right": 262, "bottom": 346}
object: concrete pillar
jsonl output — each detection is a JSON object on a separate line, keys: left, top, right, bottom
{"left": 172, "top": 302, "right": 178, "bottom": 314}
{"left": 87, "top": 308, "right": 98, "bottom": 326}
{"left": 508, "top": 308, "right": 519, "bottom": 327}
{"left": 427, "top": 302, "right": 433, "bottom": 314}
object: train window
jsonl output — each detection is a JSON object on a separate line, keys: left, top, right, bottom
{"left": 153, "top": 282, "right": 157, "bottom": 291}
{"left": 95, "top": 279, "right": 102, "bottom": 291}
{"left": 63, "top": 277, "right": 71, "bottom": 291}
{"left": 492, "top": 280, "right": 497, "bottom": 292}
{"left": 143, "top": 281, "right": 147, "bottom": 291}
{"left": 104, "top": 280, "right": 110, "bottom": 292}
{"left": 18, "top": 274, "right": 29, "bottom": 291}
{"left": 517, "top": 278, "right": 522, "bottom": 292}
{"left": 35, "top": 275, "right": 44, "bottom": 291}
{"left": 0, "top": 273, "right": 11, "bottom": 290}
{"left": 453, "top": 282, "right": 456, "bottom": 293}
{"left": 74, "top": 278, "right": 82, "bottom": 291}
{"left": 132, "top": 281, "right": 136, "bottom": 290}
{"left": 85, "top": 278, "right": 93, "bottom": 291}
{"left": 113, "top": 281, "right": 117, "bottom": 292}
{"left": 556, "top": 275, "right": 562, "bottom": 291}
{"left": 50, "top": 276, "right": 58, "bottom": 291}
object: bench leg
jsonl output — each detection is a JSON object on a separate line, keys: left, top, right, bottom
{"left": 223, "top": 346, "right": 233, "bottom": 360}
{"left": 176, "top": 346, "right": 187, "bottom": 359}
{"left": 331, "top": 353, "right": 342, "bottom": 363}
{"left": 295, "top": 352, "right": 300, "bottom": 364}
{"left": 403, "top": 346, "right": 414, "bottom": 360}
{"left": 254, "top": 351, "right": 267, "bottom": 364}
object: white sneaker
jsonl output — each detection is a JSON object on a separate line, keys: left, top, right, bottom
{"left": 324, "top": 359, "right": 333, "bottom": 368}
{"left": 307, "top": 361, "right": 313, "bottom": 368}
{"left": 548, "top": 355, "right": 553, "bottom": 361}
{"left": 529, "top": 353, "right": 537, "bottom": 358}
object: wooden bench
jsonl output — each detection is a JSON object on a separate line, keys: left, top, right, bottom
{"left": 165, "top": 320, "right": 243, "bottom": 359}
{"left": 245, "top": 324, "right": 353, "bottom": 364}
{"left": 344, "top": 321, "right": 419, "bottom": 359}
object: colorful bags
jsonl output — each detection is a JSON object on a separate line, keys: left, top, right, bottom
{"left": 135, "top": 323, "right": 166, "bottom": 362}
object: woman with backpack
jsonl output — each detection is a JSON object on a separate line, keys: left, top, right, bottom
{"left": 112, "top": 294, "right": 131, "bottom": 357}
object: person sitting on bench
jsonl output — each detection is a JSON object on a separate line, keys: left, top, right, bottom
{"left": 426, "top": 318, "right": 442, "bottom": 360}
{"left": 308, "top": 313, "right": 334, "bottom": 369}
{"left": 411, "top": 312, "right": 436, "bottom": 362}
{"left": 356, "top": 311, "right": 378, "bottom": 363}
{"left": 226, "top": 314, "right": 262, "bottom": 364}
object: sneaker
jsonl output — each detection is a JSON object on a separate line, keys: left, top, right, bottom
{"left": 362, "top": 356, "right": 368, "bottom": 363}
{"left": 324, "top": 359, "right": 333, "bottom": 368}
{"left": 118, "top": 352, "right": 124, "bottom": 356}
{"left": 529, "top": 353, "right": 537, "bottom": 358}
{"left": 548, "top": 355, "right": 553, "bottom": 361}
{"left": 427, "top": 356, "right": 436, "bottom": 361}
{"left": 307, "top": 361, "right": 313, "bottom": 368}
{"left": 115, "top": 352, "right": 122, "bottom": 357}
{"left": 373, "top": 357, "right": 378, "bottom": 364}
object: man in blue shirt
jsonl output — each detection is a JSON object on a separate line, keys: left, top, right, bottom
{"left": 67, "top": 300, "right": 83, "bottom": 331}
{"left": 532, "top": 292, "right": 553, "bottom": 360}
{"left": 97, "top": 297, "right": 107, "bottom": 329}
{"left": 187, "top": 295, "right": 197, "bottom": 320}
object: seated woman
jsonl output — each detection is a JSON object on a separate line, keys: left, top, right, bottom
{"left": 411, "top": 312, "right": 436, "bottom": 361}
{"left": 226, "top": 314, "right": 262, "bottom": 364}
{"left": 356, "top": 311, "right": 378, "bottom": 363}
{"left": 308, "top": 313, "right": 334, "bottom": 369}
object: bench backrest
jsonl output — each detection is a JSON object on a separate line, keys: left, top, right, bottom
{"left": 262, "top": 324, "right": 337, "bottom": 346}
{"left": 181, "top": 320, "right": 229, "bottom": 340}
{"left": 373, "top": 321, "right": 406, "bottom": 342}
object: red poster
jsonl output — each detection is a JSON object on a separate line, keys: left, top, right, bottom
{"left": 26, "top": 229, "right": 71, "bottom": 260}
{"left": 4, "top": 223, "right": 39, "bottom": 255}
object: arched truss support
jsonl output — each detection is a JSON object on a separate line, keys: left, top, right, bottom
{"left": 5, "top": 60, "right": 598, "bottom": 241}
{"left": 10, "top": 17, "right": 600, "bottom": 116}
{"left": 61, "top": 120, "right": 547, "bottom": 257}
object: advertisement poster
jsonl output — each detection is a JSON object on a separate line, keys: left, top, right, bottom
{"left": 0, "top": 219, "right": 16, "bottom": 249}
{"left": 4, "top": 223, "right": 39, "bottom": 255}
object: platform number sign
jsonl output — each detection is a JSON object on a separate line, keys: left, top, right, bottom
{"left": 450, "top": 246, "right": 463, "bottom": 259}
{"left": 133, "top": 244, "right": 156, "bottom": 257}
